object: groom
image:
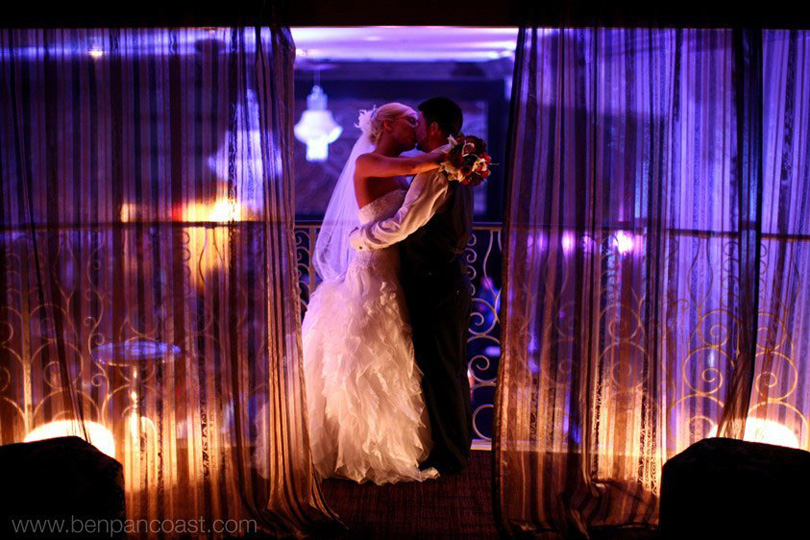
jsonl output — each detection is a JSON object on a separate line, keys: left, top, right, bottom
{"left": 350, "top": 97, "right": 473, "bottom": 474}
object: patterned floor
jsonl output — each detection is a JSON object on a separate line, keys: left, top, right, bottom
{"left": 316, "top": 450, "right": 498, "bottom": 540}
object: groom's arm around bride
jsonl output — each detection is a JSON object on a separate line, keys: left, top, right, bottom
{"left": 350, "top": 97, "right": 474, "bottom": 475}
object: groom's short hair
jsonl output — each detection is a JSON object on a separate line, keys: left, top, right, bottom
{"left": 418, "top": 97, "right": 463, "bottom": 137}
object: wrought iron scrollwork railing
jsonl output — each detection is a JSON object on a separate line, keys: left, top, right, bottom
{"left": 295, "top": 222, "right": 503, "bottom": 445}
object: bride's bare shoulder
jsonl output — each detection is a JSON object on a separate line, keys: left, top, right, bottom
{"left": 354, "top": 153, "right": 375, "bottom": 176}
{"left": 355, "top": 152, "right": 378, "bottom": 167}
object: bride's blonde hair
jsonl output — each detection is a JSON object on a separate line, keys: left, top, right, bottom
{"left": 356, "top": 102, "right": 415, "bottom": 145}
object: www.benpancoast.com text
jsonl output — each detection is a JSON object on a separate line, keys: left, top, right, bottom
{"left": 8, "top": 516, "right": 258, "bottom": 536}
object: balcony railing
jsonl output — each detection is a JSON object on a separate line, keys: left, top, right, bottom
{"left": 295, "top": 222, "right": 502, "bottom": 447}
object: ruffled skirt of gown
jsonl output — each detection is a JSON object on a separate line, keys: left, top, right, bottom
{"left": 302, "top": 242, "right": 436, "bottom": 485}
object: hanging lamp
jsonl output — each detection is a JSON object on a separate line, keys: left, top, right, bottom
{"left": 294, "top": 75, "right": 342, "bottom": 162}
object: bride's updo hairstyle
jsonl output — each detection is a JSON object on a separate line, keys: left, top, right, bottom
{"left": 356, "top": 102, "right": 415, "bottom": 145}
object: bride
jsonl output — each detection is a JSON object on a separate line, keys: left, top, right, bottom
{"left": 303, "top": 103, "right": 445, "bottom": 484}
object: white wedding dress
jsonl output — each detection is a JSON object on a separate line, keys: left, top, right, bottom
{"left": 302, "top": 189, "right": 437, "bottom": 484}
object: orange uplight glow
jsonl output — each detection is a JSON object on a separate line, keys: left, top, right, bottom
{"left": 709, "top": 418, "right": 800, "bottom": 449}
{"left": 25, "top": 420, "right": 116, "bottom": 458}
{"left": 184, "top": 198, "right": 243, "bottom": 223}
{"left": 183, "top": 198, "right": 246, "bottom": 287}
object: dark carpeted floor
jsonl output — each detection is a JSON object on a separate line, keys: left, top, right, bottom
{"left": 315, "top": 450, "right": 498, "bottom": 540}
{"left": 312, "top": 449, "right": 664, "bottom": 540}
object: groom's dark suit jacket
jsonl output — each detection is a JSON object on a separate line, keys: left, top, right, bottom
{"left": 399, "top": 180, "right": 474, "bottom": 471}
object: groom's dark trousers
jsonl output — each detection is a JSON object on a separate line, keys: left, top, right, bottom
{"left": 399, "top": 181, "right": 473, "bottom": 472}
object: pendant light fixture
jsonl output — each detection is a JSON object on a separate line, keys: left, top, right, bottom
{"left": 294, "top": 69, "right": 342, "bottom": 162}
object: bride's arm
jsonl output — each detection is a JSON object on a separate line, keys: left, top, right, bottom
{"left": 355, "top": 150, "right": 446, "bottom": 178}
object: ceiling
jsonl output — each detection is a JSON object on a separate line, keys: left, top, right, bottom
{"left": 290, "top": 27, "right": 519, "bottom": 62}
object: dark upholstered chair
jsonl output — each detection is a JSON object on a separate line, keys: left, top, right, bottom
{"left": 0, "top": 436, "right": 125, "bottom": 539}
{"left": 661, "top": 437, "right": 810, "bottom": 540}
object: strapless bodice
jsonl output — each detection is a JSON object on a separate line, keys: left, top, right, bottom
{"left": 358, "top": 189, "right": 406, "bottom": 224}
{"left": 353, "top": 189, "right": 406, "bottom": 274}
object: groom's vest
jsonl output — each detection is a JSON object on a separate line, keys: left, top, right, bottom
{"left": 399, "top": 181, "right": 474, "bottom": 279}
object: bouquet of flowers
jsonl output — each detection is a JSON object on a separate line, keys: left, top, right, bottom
{"left": 440, "top": 134, "right": 492, "bottom": 186}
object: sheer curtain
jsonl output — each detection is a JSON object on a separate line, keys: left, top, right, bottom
{"left": 0, "top": 27, "right": 337, "bottom": 536}
{"left": 494, "top": 28, "right": 810, "bottom": 537}
{"left": 746, "top": 30, "right": 810, "bottom": 449}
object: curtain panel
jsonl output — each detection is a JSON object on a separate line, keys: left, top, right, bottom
{"left": 495, "top": 28, "right": 810, "bottom": 538}
{"left": 0, "top": 27, "right": 337, "bottom": 537}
